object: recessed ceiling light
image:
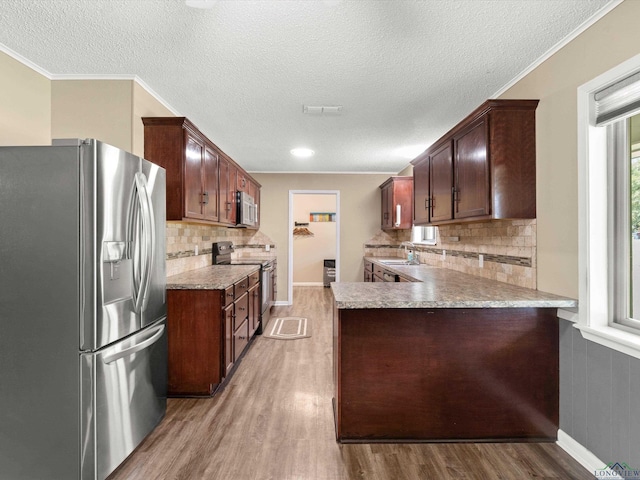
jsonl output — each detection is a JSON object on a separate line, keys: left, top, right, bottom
{"left": 291, "top": 148, "right": 315, "bottom": 158}
{"left": 185, "top": 0, "right": 216, "bottom": 9}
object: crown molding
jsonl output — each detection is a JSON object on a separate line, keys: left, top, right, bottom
{"left": 0, "top": 42, "right": 52, "bottom": 78}
{"left": 493, "top": 0, "right": 624, "bottom": 98}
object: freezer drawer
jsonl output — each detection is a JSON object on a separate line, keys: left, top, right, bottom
{"left": 80, "top": 317, "right": 167, "bottom": 480}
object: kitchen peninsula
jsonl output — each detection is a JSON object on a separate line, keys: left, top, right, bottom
{"left": 331, "top": 258, "right": 576, "bottom": 443}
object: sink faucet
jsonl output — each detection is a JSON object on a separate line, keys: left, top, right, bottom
{"left": 399, "top": 241, "right": 419, "bottom": 264}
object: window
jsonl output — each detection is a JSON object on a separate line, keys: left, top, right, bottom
{"left": 609, "top": 113, "right": 640, "bottom": 332}
{"left": 411, "top": 225, "right": 437, "bottom": 245}
{"left": 577, "top": 53, "right": 640, "bottom": 359}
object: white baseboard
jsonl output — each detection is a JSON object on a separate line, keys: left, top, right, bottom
{"left": 557, "top": 430, "right": 622, "bottom": 479}
{"left": 273, "top": 301, "right": 291, "bottom": 306}
{"left": 292, "top": 282, "right": 325, "bottom": 286}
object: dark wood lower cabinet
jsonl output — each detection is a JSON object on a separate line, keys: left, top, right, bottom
{"left": 167, "top": 272, "right": 260, "bottom": 396}
{"left": 167, "top": 289, "right": 223, "bottom": 396}
{"left": 333, "top": 306, "right": 559, "bottom": 442}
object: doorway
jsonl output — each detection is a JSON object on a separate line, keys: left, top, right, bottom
{"left": 288, "top": 190, "right": 340, "bottom": 304}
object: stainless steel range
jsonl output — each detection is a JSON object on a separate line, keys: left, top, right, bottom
{"left": 213, "top": 241, "right": 273, "bottom": 332}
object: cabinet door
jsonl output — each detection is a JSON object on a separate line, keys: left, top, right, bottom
{"left": 249, "top": 283, "right": 260, "bottom": 335}
{"left": 202, "top": 145, "right": 219, "bottom": 222}
{"left": 253, "top": 185, "right": 261, "bottom": 228}
{"left": 237, "top": 171, "right": 249, "bottom": 193}
{"left": 454, "top": 118, "right": 490, "bottom": 219}
{"left": 381, "top": 184, "right": 392, "bottom": 229}
{"left": 224, "top": 304, "right": 234, "bottom": 376}
{"left": 218, "top": 157, "right": 235, "bottom": 225}
{"left": 392, "top": 178, "right": 413, "bottom": 229}
{"left": 185, "top": 133, "right": 205, "bottom": 219}
{"left": 413, "top": 157, "right": 430, "bottom": 225}
{"left": 430, "top": 142, "right": 453, "bottom": 222}
{"left": 228, "top": 163, "right": 238, "bottom": 224}
{"left": 233, "top": 319, "right": 250, "bottom": 362}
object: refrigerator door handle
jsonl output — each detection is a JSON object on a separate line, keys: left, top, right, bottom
{"left": 102, "top": 324, "right": 165, "bottom": 364}
{"left": 132, "top": 172, "right": 156, "bottom": 314}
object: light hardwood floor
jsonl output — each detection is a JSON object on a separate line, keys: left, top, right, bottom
{"left": 108, "top": 287, "right": 594, "bottom": 480}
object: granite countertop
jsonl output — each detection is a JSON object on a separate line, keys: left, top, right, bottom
{"left": 167, "top": 264, "right": 260, "bottom": 290}
{"left": 330, "top": 257, "right": 577, "bottom": 309}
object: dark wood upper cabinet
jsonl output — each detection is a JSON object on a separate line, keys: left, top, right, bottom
{"left": 218, "top": 155, "right": 237, "bottom": 225}
{"left": 412, "top": 157, "right": 430, "bottom": 225}
{"left": 412, "top": 141, "right": 453, "bottom": 225}
{"left": 379, "top": 176, "right": 413, "bottom": 230}
{"left": 429, "top": 141, "right": 454, "bottom": 222}
{"left": 412, "top": 99, "right": 538, "bottom": 226}
{"left": 142, "top": 116, "right": 259, "bottom": 227}
{"left": 183, "top": 132, "right": 219, "bottom": 221}
{"left": 453, "top": 119, "right": 489, "bottom": 219}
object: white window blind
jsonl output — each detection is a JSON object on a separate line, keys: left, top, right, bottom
{"left": 594, "top": 70, "right": 640, "bottom": 125}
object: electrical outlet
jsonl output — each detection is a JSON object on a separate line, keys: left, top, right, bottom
{"left": 442, "top": 249, "right": 446, "bottom": 260}
{"left": 194, "top": 245, "right": 199, "bottom": 256}
{"left": 265, "top": 244, "right": 270, "bottom": 252}
{"left": 479, "top": 254, "right": 484, "bottom": 268}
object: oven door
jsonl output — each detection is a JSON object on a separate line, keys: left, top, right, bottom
{"left": 261, "top": 263, "right": 273, "bottom": 330}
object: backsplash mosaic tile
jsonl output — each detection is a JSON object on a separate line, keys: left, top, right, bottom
{"left": 166, "top": 222, "right": 275, "bottom": 277}
{"left": 364, "top": 219, "right": 537, "bottom": 289}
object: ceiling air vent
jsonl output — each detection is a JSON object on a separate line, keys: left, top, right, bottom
{"left": 303, "top": 105, "right": 343, "bottom": 116}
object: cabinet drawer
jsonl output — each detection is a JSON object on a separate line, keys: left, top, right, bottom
{"left": 234, "top": 277, "right": 249, "bottom": 298}
{"left": 223, "top": 285, "right": 234, "bottom": 307}
{"left": 364, "top": 260, "right": 374, "bottom": 272}
{"left": 233, "top": 318, "right": 250, "bottom": 362}
{"left": 248, "top": 271, "right": 260, "bottom": 287}
{"left": 234, "top": 292, "right": 249, "bottom": 331}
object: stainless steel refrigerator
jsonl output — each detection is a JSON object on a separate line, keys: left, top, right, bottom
{"left": 0, "top": 139, "right": 167, "bottom": 480}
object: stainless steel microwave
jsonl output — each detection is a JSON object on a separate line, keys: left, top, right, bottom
{"left": 236, "top": 191, "right": 257, "bottom": 227}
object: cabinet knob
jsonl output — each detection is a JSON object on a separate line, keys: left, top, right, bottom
{"left": 202, "top": 191, "right": 209, "bottom": 205}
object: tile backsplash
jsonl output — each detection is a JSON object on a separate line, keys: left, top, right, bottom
{"left": 166, "top": 222, "right": 275, "bottom": 277}
{"left": 364, "top": 219, "right": 537, "bottom": 289}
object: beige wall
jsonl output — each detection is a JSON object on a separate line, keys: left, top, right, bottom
{"left": 293, "top": 194, "right": 337, "bottom": 284}
{"left": 132, "top": 82, "right": 175, "bottom": 158}
{"left": 52, "top": 80, "right": 133, "bottom": 151}
{"left": 252, "top": 173, "right": 389, "bottom": 302}
{"left": 500, "top": 0, "right": 640, "bottom": 298}
{"left": 50, "top": 79, "right": 175, "bottom": 157}
{"left": 0, "top": 52, "right": 50, "bottom": 145}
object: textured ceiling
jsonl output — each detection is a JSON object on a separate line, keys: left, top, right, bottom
{"left": 0, "top": 0, "right": 614, "bottom": 173}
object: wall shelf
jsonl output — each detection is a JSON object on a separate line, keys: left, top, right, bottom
{"left": 310, "top": 212, "right": 336, "bottom": 222}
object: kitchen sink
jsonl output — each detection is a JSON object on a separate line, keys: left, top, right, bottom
{"left": 379, "top": 259, "right": 412, "bottom": 265}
